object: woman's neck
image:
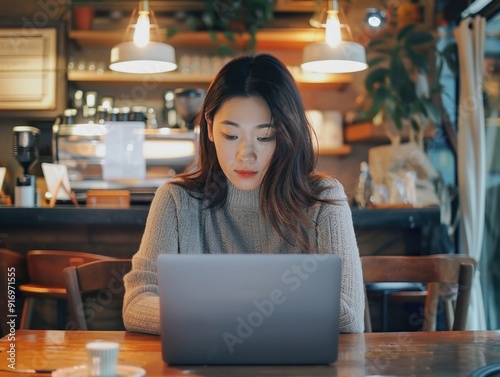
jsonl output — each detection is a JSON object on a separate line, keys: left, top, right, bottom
{"left": 226, "top": 182, "right": 260, "bottom": 210}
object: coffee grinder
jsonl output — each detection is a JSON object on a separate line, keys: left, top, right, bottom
{"left": 13, "top": 126, "right": 40, "bottom": 207}
{"left": 174, "top": 88, "right": 205, "bottom": 130}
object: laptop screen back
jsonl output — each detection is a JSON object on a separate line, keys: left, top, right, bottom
{"left": 158, "top": 253, "right": 341, "bottom": 365}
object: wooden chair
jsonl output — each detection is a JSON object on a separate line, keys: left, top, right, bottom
{"left": 64, "top": 259, "right": 132, "bottom": 330}
{"left": 361, "top": 254, "right": 476, "bottom": 332}
{"left": 0, "top": 248, "right": 27, "bottom": 337}
{"left": 19, "top": 250, "right": 115, "bottom": 329}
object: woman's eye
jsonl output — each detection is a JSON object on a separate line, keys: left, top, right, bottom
{"left": 222, "top": 133, "right": 237, "bottom": 140}
{"left": 257, "top": 136, "right": 275, "bottom": 142}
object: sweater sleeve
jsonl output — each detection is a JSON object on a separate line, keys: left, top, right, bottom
{"left": 123, "top": 182, "right": 180, "bottom": 334}
{"left": 316, "top": 179, "right": 365, "bottom": 333}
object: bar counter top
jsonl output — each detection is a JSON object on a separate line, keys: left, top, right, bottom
{"left": 0, "top": 205, "right": 439, "bottom": 229}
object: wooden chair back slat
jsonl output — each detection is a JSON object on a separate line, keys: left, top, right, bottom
{"left": 64, "top": 259, "right": 132, "bottom": 331}
{"left": 361, "top": 254, "right": 476, "bottom": 332}
{"left": 26, "top": 250, "right": 114, "bottom": 288}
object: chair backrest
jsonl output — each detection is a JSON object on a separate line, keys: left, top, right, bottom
{"left": 0, "top": 248, "right": 26, "bottom": 337}
{"left": 25, "top": 250, "right": 115, "bottom": 288}
{"left": 64, "top": 259, "right": 132, "bottom": 330}
{"left": 361, "top": 254, "right": 476, "bottom": 332}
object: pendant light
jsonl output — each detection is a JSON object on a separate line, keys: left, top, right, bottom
{"left": 110, "top": 0, "right": 177, "bottom": 74}
{"left": 301, "top": 0, "right": 367, "bottom": 74}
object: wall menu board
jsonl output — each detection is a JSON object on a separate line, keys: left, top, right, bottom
{"left": 0, "top": 28, "right": 57, "bottom": 110}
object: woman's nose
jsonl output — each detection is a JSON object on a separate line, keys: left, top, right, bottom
{"left": 237, "top": 141, "right": 256, "bottom": 163}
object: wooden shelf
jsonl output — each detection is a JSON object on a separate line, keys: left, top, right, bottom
{"left": 68, "top": 71, "right": 214, "bottom": 86}
{"left": 315, "top": 145, "right": 352, "bottom": 156}
{"left": 68, "top": 70, "right": 352, "bottom": 89}
{"left": 345, "top": 122, "right": 436, "bottom": 143}
{"left": 69, "top": 28, "right": 326, "bottom": 49}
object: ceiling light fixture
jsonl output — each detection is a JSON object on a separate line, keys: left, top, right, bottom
{"left": 365, "top": 8, "right": 387, "bottom": 29}
{"left": 301, "top": 0, "right": 368, "bottom": 74}
{"left": 109, "top": 0, "right": 177, "bottom": 74}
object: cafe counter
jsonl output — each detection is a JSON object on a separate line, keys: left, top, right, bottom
{"left": 0, "top": 206, "right": 440, "bottom": 258}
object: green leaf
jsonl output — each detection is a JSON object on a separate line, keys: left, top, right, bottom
{"left": 406, "top": 31, "right": 435, "bottom": 47}
{"left": 223, "top": 30, "right": 236, "bottom": 43}
{"left": 166, "top": 27, "right": 177, "bottom": 39}
{"left": 218, "top": 44, "right": 234, "bottom": 56}
{"left": 364, "top": 68, "right": 389, "bottom": 92}
{"left": 384, "top": 96, "right": 396, "bottom": 113}
{"left": 405, "top": 46, "right": 429, "bottom": 72}
{"left": 364, "top": 87, "right": 389, "bottom": 119}
{"left": 373, "top": 47, "right": 394, "bottom": 55}
{"left": 185, "top": 15, "right": 199, "bottom": 31}
{"left": 409, "top": 100, "right": 422, "bottom": 114}
{"left": 208, "top": 30, "right": 217, "bottom": 42}
{"left": 388, "top": 106, "right": 404, "bottom": 130}
{"left": 201, "top": 12, "right": 214, "bottom": 28}
{"left": 389, "top": 56, "right": 407, "bottom": 92}
{"left": 398, "top": 79, "right": 417, "bottom": 103}
{"left": 397, "top": 23, "right": 418, "bottom": 41}
{"left": 367, "top": 56, "right": 387, "bottom": 67}
{"left": 421, "top": 99, "right": 441, "bottom": 125}
{"left": 368, "top": 38, "right": 390, "bottom": 49}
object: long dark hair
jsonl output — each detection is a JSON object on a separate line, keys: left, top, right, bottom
{"left": 174, "top": 54, "right": 336, "bottom": 252}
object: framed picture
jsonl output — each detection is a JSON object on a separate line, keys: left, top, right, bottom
{"left": 0, "top": 22, "right": 66, "bottom": 117}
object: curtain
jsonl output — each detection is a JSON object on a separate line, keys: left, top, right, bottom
{"left": 454, "top": 16, "right": 487, "bottom": 330}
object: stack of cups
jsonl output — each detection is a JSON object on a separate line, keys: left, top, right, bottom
{"left": 86, "top": 341, "right": 120, "bottom": 377}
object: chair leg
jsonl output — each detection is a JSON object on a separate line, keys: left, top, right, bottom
{"left": 20, "top": 297, "right": 34, "bottom": 329}
{"left": 381, "top": 292, "right": 389, "bottom": 332}
{"left": 57, "top": 300, "right": 66, "bottom": 329}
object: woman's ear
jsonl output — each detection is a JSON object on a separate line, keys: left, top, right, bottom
{"left": 205, "top": 113, "right": 214, "bottom": 142}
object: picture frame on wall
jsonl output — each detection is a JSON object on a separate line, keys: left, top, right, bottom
{"left": 0, "top": 22, "right": 66, "bottom": 118}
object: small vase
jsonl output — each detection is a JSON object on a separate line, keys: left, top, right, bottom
{"left": 73, "top": 7, "right": 95, "bottom": 31}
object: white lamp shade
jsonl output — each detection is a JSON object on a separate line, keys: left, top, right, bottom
{"left": 301, "top": 41, "right": 368, "bottom": 74}
{"left": 110, "top": 41, "right": 177, "bottom": 74}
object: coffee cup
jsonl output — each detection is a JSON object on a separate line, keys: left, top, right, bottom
{"left": 86, "top": 341, "right": 120, "bottom": 377}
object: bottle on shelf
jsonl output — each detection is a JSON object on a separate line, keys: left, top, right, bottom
{"left": 96, "top": 106, "right": 108, "bottom": 124}
{"left": 132, "top": 106, "right": 147, "bottom": 122}
{"left": 354, "top": 161, "right": 373, "bottom": 208}
{"left": 163, "top": 91, "right": 178, "bottom": 128}
{"left": 146, "top": 108, "right": 158, "bottom": 129}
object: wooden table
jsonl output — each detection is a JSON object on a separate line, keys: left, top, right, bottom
{"left": 1, "top": 330, "right": 499, "bottom": 376}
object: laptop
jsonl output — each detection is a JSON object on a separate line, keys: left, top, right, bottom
{"left": 157, "top": 253, "right": 342, "bottom": 366}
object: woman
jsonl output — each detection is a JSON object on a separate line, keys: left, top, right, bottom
{"left": 123, "top": 54, "right": 364, "bottom": 334}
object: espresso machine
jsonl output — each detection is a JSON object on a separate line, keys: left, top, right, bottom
{"left": 13, "top": 126, "right": 40, "bottom": 207}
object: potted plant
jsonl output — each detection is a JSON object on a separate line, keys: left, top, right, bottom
{"left": 360, "top": 23, "right": 456, "bottom": 147}
{"left": 185, "top": 0, "right": 275, "bottom": 55}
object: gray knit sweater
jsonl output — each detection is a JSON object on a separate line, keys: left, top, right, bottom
{"left": 123, "top": 178, "right": 365, "bottom": 334}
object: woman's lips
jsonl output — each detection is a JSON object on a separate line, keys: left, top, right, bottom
{"left": 235, "top": 170, "right": 258, "bottom": 178}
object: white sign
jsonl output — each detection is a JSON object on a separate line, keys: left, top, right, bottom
{"left": 103, "top": 122, "right": 146, "bottom": 181}
{"left": 42, "top": 163, "right": 72, "bottom": 200}
{"left": 0, "top": 167, "right": 5, "bottom": 191}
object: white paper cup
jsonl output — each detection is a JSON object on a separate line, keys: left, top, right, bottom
{"left": 86, "top": 341, "right": 120, "bottom": 377}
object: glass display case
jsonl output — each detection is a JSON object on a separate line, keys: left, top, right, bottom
{"left": 52, "top": 122, "right": 197, "bottom": 202}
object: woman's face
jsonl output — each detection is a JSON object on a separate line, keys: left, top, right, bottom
{"left": 208, "top": 96, "right": 276, "bottom": 191}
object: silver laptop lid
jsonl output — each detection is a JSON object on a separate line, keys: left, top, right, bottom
{"left": 158, "top": 253, "right": 341, "bottom": 365}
